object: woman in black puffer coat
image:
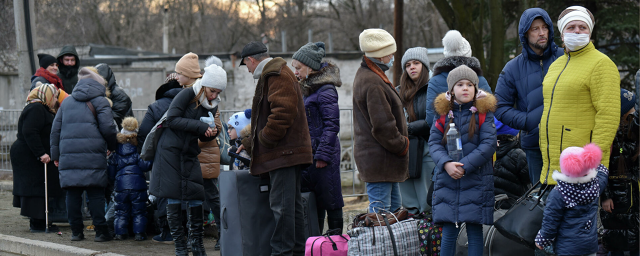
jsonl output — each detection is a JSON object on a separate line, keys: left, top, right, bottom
{"left": 149, "top": 62, "right": 226, "bottom": 256}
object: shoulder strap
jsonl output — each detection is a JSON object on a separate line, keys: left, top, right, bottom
{"left": 436, "top": 115, "right": 447, "bottom": 133}
{"left": 86, "top": 101, "right": 97, "bottom": 119}
{"left": 437, "top": 112, "right": 487, "bottom": 133}
{"left": 478, "top": 112, "right": 486, "bottom": 128}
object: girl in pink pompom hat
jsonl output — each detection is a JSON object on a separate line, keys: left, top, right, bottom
{"left": 535, "top": 143, "right": 609, "bottom": 255}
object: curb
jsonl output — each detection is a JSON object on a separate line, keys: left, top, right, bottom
{"left": 0, "top": 234, "right": 126, "bottom": 256}
{"left": 0, "top": 181, "right": 12, "bottom": 192}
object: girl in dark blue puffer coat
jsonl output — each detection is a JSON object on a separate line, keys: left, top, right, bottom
{"left": 108, "top": 117, "right": 152, "bottom": 241}
{"left": 428, "top": 65, "right": 497, "bottom": 256}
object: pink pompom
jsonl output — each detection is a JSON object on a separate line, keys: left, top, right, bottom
{"left": 581, "top": 143, "right": 602, "bottom": 170}
{"left": 560, "top": 152, "right": 584, "bottom": 177}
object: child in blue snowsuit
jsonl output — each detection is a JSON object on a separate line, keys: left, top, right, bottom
{"left": 108, "top": 117, "right": 152, "bottom": 241}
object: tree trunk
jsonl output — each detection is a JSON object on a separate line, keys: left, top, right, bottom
{"left": 487, "top": 0, "right": 504, "bottom": 89}
{"left": 393, "top": 0, "right": 403, "bottom": 87}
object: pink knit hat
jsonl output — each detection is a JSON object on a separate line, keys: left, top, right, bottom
{"left": 559, "top": 143, "right": 602, "bottom": 178}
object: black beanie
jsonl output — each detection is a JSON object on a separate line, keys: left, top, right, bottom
{"left": 38, "top": 54, "right": 56, "bottom": 69}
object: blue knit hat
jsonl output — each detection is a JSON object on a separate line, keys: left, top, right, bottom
{"left": 227, "top": 109, "right": 252, "bottom": 132}
{"left": 621, "top": 88, "right": 636, "bottom": 116}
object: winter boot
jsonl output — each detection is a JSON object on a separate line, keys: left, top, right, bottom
{"left": 188, "top": 205, "right": 207, "bottom": 256}
{"left": 167, "top": 204, "right": 188, "bottom": 256}
{"left": 152, "top": 217, "right": 174, "bottom": 244}
{"left": 134, "top": 233, "right": 147, "bottom": 241}
{"left": 29, "top": 218, "right": 46, "bottom": 233}
{"left": 327, "top": 217, "right": 344, "bottom": 234}
{"left": 70, "top": 224, "right": 85, "bottom": 241}
{"left": 94, "top": 225, "right": 112, "bottom": 242}
{"left": 114, "top": 234, "right": 128, "bottom": 240}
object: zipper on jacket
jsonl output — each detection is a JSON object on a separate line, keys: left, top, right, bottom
{"left": 544, "top": 54, "right": 571, "bottom": 183}
{"left": 540, "top": 60, "right": 544, "bottom": 80}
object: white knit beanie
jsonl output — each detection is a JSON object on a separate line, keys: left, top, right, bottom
{"left": 558, "top": 6, "right": 594, "bottom": 34}
{"left": 442, "top": 30, "right": 472, "bottom": 58}
{"left": 201, "top": 64, "right": 227, "bottom": 91}
{"left": 359, "top": 29, "right": 397, "bottom": 58}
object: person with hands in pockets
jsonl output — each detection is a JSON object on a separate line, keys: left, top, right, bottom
{"left": 428, "top": 65, "right": 497, "bottom": 256}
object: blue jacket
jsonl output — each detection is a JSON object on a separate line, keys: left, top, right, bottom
{"left": 538, "top": 166, "right": 608, "bottom": 256}
{"left": 50, "top": 78, "right": 117, "bottom": 188}
{"left": 108, "top": 141, "right": 152, "bottom": 191}
{"left": 494, "top": 8, "right": 564, "bottom": 150}
{"left": 426, "top": 56, "right": 493, "bottom": 128}
{"left": 428, "top": 92, "right": 497, "bottom": 225}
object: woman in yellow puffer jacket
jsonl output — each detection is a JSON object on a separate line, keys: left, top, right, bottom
{"left": 539, "top": 6, "right": 620, "bottom": 185}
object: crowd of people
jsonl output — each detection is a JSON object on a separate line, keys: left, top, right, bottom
{"left": 8, "top": 4, "right": 638, "bottom": 256}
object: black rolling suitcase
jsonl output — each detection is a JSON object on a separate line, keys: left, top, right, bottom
{"left": 219, "top": 170, "right": 274, "bottom": 256}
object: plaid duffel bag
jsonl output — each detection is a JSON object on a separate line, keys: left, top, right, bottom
{"left": 347, "top": 214, "right": 420, "bottom": 256}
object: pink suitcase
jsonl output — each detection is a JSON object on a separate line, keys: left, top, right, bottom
{"left": 305, "top": 233, "right": 350, "bottom": 256}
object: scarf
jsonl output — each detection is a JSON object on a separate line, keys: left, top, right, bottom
{"left": 26, "top": 83, "right": 59, "bottom": 114}
{"left": 191, "top": 79, "right": 219, "bottom": 110}
{"left": 34, "top": 67, "right": 64, "bottom": 91}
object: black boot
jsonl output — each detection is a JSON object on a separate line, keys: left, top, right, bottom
{"left": 94, "top": 225, "right": 112, "bottom": 242}
{"left": 167, "top": 204, "right": 188, "bottom": 256}
{"left": 327, "top": 218, "right": 344, "bottom": 234}
{"left": 70, "top": 224, "right": 85, "bottom": 241}
{"left": 188, "top": 205, "right": 207, "bottom": 256}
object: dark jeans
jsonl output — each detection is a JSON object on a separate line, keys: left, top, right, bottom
{"left": 525, "top": 148, "right": 543, "bottom": 184}
{"left": 203, "top": 178, "right": 221, "bottom": 227}
{"left": 441, "top": 222, "right": 483, "bottom": 256}
{"left": 66, "top": 187, "right": 106, "bottom": 228}
{"left": 269, "top": 165, "right": 305, "bottom": 256}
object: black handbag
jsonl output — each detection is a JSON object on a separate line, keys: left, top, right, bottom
{"left": 407, "top": 135, "right": 425, "bottom": 179}
{"left": 493, "top": 179, "right": 553, "bottom": 249}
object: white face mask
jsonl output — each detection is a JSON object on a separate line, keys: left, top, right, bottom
{"left": 563, "top": 33, "right": 590, "bottom": 51}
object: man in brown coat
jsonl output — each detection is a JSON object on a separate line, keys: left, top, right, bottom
{"left": 353, "top": 29, "right": 409, "bottom": 213}
{"left": 239, "top": 41, "right": 313, "bottom": 255}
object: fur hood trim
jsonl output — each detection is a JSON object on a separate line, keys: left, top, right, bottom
{"left": 433, "top": 90, "right": 497, "bottom": 115}
{"left": 552, "top": 169, "right": 597, "bottom": 184}
{"left": 239, "top": 124, "right": 252, "bottom": 139}
{"left": 300, "top": 62, "right": 342, "bottom": 96}
{"left": 117, "top": 133, "right": 138, "bottom": 146}
{"left": 432, "top": 56, "right": 483, "bottom": 77}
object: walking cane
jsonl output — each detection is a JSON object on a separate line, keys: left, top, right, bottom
{"left": 44, "top": 162, "right": 49, "bottom": 233}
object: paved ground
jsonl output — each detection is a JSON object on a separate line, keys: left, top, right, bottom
{"left": 0, "top": 179, "right": 368, "bottom": 256}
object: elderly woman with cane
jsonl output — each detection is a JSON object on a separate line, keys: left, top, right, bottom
{"left": 11, "top": 82, "right": 66, "bottom": 233}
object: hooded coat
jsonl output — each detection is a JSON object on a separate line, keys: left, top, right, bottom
{"left": 96, "top": 64, "right": 134, "bottom": 129}
{"left": 50, "top": 78, "right": 117, "bottom": 188}
{"left": 494, "top": 8, "right": 564, "bottom": 150}
{"left": 426, "top": 56, "right": 493, "bottom": 128}
{"left": 108, "top": 136, "right": 152, "bottom": 192}
{"left": 537, "top": 166, "right": 609, "bottom": 255}
{"left": 538, "top": 42, "right": 620, "bottom": 185}
{"left": 300, "top": 62, "right": 344, "bottom": 211}
{"left": 198, "top": 109, "right": 222, "bottom": 179}
{"left": 149, "top": 87, "right": 215, "bottom": 201}
{"left": 353, "top": 57, "right": 409, "bottom": 183}
{"left": 428, "top": 91, "right": 497, "bottom": 225}
{"left": 137, "top": 80, "right": 182, "bottom": 149}
{"left": 11, "top": 103, "right": 63, "bottom": 198}
{"left": 56, "top": 46, "right": 80, "bottom": 93}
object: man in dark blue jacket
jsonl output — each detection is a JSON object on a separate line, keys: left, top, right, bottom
{"left": 494, "top": 8, "right": 564, "bottom": 186}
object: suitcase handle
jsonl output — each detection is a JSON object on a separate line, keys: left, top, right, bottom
{"left": 222, "top": 207, "right": 227, "bottom": 229}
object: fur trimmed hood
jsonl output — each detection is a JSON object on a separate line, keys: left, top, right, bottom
{"left": 432, "top": 56, "right": 483, "bottom": 77}
{"left": 433, "top": 90, "right": 497, "bottom": 116}
{"left": 552, "top": 169, "right": 597, "bottom": 184}
{"left": 300, "top": 62, "right": 342, "bottom": 96}
{"left": 117, "top": 133, "right": 137, "bottom": 146}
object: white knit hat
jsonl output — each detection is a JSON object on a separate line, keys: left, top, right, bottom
{"left": 201, "top": 64, "right": 227, "bottom": 91}
{"left": 558, "top": 6, "right": 594, "bottom": 34}
{"left": 359, "top": 29, "right": 397, "bottom": 58}
{"left": 442, "top": 30, "right": 472, "bottom": 58}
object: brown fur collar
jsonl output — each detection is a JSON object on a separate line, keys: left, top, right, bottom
{"left": 300, "top": 62, "right": 342, "bottom": 97}
{"left": 117, "top": 133, "right": 138, "bottom": 146}
{"left": 433, "top": 90, "right": 497, "bottom": 116}
{"left": 363, "top": 56, "right": 392, "bottom": 85}
{"left": 239, "top": 125, "right": 253, "bottom": 155}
